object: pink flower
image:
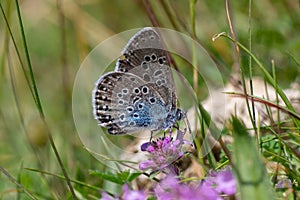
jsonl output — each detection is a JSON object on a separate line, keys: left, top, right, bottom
{"left": 122, "top": 184, "right": 147, "bottom": 200}
{"left": 139, "top": 130, "right": 189, "bottom": 173}
{"left": 154, "top": 175, "right": 221, "bottom": 200}
{"left": 100, "top": 184, "right": 147, "bottom": 200}
{"left": 204, "top": 167, "right": 236, "bottom": 196}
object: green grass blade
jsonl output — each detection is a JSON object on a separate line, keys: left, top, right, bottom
{"left": 14, "top": 1, "right": 78, "bottom": 199}
{"left": 0, "top": 166, "right": 38, "bottom": 200}
{"left": 14, "top": 0, "right": 44, "bottom": 116}
{"left": 0, "top": 3, "right": 36, "bottom": 102}
{"left": 216, "top": 33, "right": 300, "bottom": 128}
{"left": 25, "top": 168, "right": 100, "bottom": 191}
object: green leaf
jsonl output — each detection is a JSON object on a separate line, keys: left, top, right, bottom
{"left": 127, "top": 172, "right": 142, "bottom": 182}
{"left": 90, "top": 170, "right": 124, "bottom": 185}
{"left": 232, "top": 117, "right": 275, "bottom": 200}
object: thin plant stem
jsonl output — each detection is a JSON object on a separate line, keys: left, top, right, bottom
{"left": 143, "top": 0, "right": 160, "bottom": 27}
{"left": 225, "top": 0, "right": 256, "bottom": 135}
{"left": 15, "top": 0, "right": 43, "bottom": 115}
{"left": 6, "top": 36, "right": 59, "bottom": 199}
{"left": 0, "top": 3, "right": 35, "bottom": 101}
{"left": 190, "top": 0, "right": 198, "bottom": 94}
{"left": 248, "top": 0, "right": 257, "bottom": 135}
{"left": 159, "top": 0, "right": 180, "bottom": 30}
{"left": 57, "top": 0, "right": 71, "bottom": 114}
{"left": 272, "top": 60, "right": 281, "bottom": 132}
{"left": 14, "top": 1, "right": 78, "bottom": 199}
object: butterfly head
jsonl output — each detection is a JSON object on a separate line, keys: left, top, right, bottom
{"left": 175, "top": 108, "right": 185, "bottom": 121}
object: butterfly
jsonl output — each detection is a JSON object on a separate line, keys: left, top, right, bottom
{"left": 92, "top": 27, "right": 184, "bottom": 135}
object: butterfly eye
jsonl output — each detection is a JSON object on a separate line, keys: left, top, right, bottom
{"left": 176, "top": 109, "right": 184, "bottom": 120}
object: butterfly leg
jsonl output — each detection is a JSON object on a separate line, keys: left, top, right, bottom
{"left": 150, "top": 131, "right": 154, "bottom": 142}
{"left": 173, "top": 123, "right": 179, "bottom": 130}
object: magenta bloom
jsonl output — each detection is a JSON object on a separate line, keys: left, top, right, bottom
{"left": 100, "top": 168, "right": 236, "bottom": 200}
{"left": 122, "top": 184, "right": 147, "bottom": 200}
{"left": 276, "top": 178, "right": 292, "bottom": 189}
{"left": 215, "top": 167, "right": 236, "bottom": 195}
{"left": 154, "top": 167, "right": 236, "bottom": 200}
{"left": 139, "top": 130, "right": 189, "bottom": 172}
{"left": 100, "top": 184, "right": 147, "bottom": 200}
{"left": 204, "top": 167, "right": 236, "bottom": 196}
{"left": 100, "top": 192, "right": 116, "bottom": 200}
{"left": 154, "top": 175, "right": 221, "bottom": 200}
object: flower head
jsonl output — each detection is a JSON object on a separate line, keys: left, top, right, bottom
{"left": 154, "top": 175, "right": 221, "bottom": 200}
{"left": 154, "top": 167, "right": 236, "bottom": 200}
{"left": 100, "top": 184, "right": 147, "bottom": 200}
{"left": 122, "top": 184, "right": 147, "bottom": 200}
{"left": 276, "top": 178, "right": 292, "bottom": 189}
{"left": 100, "top": 192, "right": 117, "bottom": 200}
{"left": 139, "top": 130, "right": 189, "bottom": 172}
{"left": 99, "top": 168, "right": 236, "bottom": 200}
{"left": 204, "top": 167, "right": 236, "bottom": 196}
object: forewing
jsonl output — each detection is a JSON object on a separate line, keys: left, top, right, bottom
{"left": 115, "top": 28, "right": 177, "bottom": 112}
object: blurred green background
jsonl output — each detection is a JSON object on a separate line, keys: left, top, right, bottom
{"left": 0, "top": 0, "right": 299, "bottom": 199}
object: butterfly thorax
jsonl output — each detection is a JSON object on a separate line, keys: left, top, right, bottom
{"left": 148, "top": 106, "right": 184, "bottom": 132}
